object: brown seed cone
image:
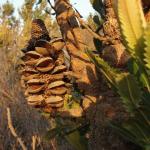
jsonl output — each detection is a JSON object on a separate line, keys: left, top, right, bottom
{"left": 31, "top": 19, "right": 51, "bottom": 41}
{"left": 20, "top": 31, "right": 77, "bottom": 114}
{"left": 21, "top": 19, "right": 51, "bottom": 53}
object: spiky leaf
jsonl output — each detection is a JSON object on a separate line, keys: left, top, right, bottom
{"left": 122, "top": 120, "right": 150, "bottom": 145}
{"left": 127, "top": 58, "right": 150, "bottom": 92}
{"left": 144, "top": 25, "right": 150, "bottom": 70}
{"left": 117, "top": 0, "right": 146, "bottom": 59}
{"left": 110, "top": 123, "right": 140, "bottom": 146}
{"left": 86, "top": 50, "right": 120, "bottom": 87}
{"left": 111, "top": 119, "right": 150, "bottom": 149}
{"left": 115, "top": 73, "right": 142, "bottom": 113}
{"left": 65, "top": 131, "right": 88, "bottom": 150}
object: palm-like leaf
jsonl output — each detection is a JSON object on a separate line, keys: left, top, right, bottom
{"left": 117, "top": 0, "right": 146, "bottom": 59}
{"left": 144, "top": 25, "right": 150, "bottom": 69}
{"left": 87, "top": 50, "right": 142, "bottom": 114}
{"left": 127, "top": 58, "right": 150, "bottom": 92}
{"left": 86, "top": 50, "right": 119, "bottom": 87}
{"left": 88, "top": 0, "right": 150, "bottom": 149}
{"left": 111, "top": 118, "right": 150, "bottom": 149}
{"left": 115, "top": 73, "right": 142, "bottom": 113}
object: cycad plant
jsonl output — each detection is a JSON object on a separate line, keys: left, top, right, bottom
{"left": 87, "top": 0, "right": 150, "bottom": 149}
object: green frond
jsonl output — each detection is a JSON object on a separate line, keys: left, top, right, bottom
{"left": 111, "top": 118, "right": 150, "bottom": 148}
{"left": 110, "top": 123, "right": 140, "bottom": 146}
{"left": 144, "top": 25, "right": 150, "bottom": 70}
{"left": 127, "top": 59, "right": 150, "bottom": 92}
{"left": 115, "top": 73, "right": 142, "bottom": 113}
{"left": 86, "top": 50, "right": 120, "bottom": 87}
{"left": 118, "top": 0, "right": 146, "bottom": 59}
{"left": 87, "top": 51, "right": 142, "bottom": 113}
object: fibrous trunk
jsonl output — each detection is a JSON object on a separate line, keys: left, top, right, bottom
{"left": 54, "top": 0, "right": 101, "bottom": 108}
{"left": 102, "top": 0, "right": 150, "bottom": 66}
{"left": 102, "top": 0, "right": 129, "bottom": 66}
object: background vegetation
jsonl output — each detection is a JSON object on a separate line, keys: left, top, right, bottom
{"left": 0, "top": 0, "right": 149, "bottom": 150}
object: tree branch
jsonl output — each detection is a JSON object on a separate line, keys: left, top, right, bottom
{"left": 75, "top": 14, "right": 107, "bottom": 42}
{"left": 7, "top": 107, "right": 28, "bottom": 150}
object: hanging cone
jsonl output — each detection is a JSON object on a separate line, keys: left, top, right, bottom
{"left": 21, "top": 19, "right": 51, "bottom": 53}
{"left": 19, "top": 20, "right": 79, "bottom": 116}
{"left": 19, "top": 19, "right": 78, "bottom": 115}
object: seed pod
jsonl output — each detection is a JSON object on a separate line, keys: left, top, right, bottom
{"left": 50, "top": 86, "right": 67, "bottom": 95}
{"left": 27, "top": 84, "right": 45, "bottom": 94}
{"left": 27, "top": 79, "right": 45, "bottom": 85}
{"left": 21, "top": 74, "right": 39, "bottom": 82}
{"left": 25, "top": 59, "right": 39, "bottom": 66}
{"left": 51, "top": 65, "right": 66, "bottom": 74}
{"left": 27, "top": 95, "right": 44, "bottom": 104}
{"left": 21, "top": 68, "right": 38, "bottom": 74}
{"left": 48, "top": 81, "right": 65, "bottom": 89}
{"left": 26, "top": 51, "right": 42, "bottom": 58}
{"left": 35, "top": 47, "right": 50, "bottom": 56}
{"left": 27, "top": 79, "right": 45, "bottom": 94}
{"left": 50, "top": 38, "right": 65, "bottom": 52}
{"left": 35, "top": 40, "right": 55, "bottom": 57}
{"left": 36, "top": 57, "right": 54, "bottom": 73}
{"left": 45, "top": 96, "right": 63, "bottom": 104}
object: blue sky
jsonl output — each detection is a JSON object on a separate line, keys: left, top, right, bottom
{"left": 0, "top": 0, "right": 95, "bottom": 18}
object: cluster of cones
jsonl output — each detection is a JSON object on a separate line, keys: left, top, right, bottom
{"left": 20, "top": 38, "right": 73, "bottom": 113}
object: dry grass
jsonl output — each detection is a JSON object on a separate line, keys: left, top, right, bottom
{"left": 0, "top": 47, "right": 52, "bottom": 150}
